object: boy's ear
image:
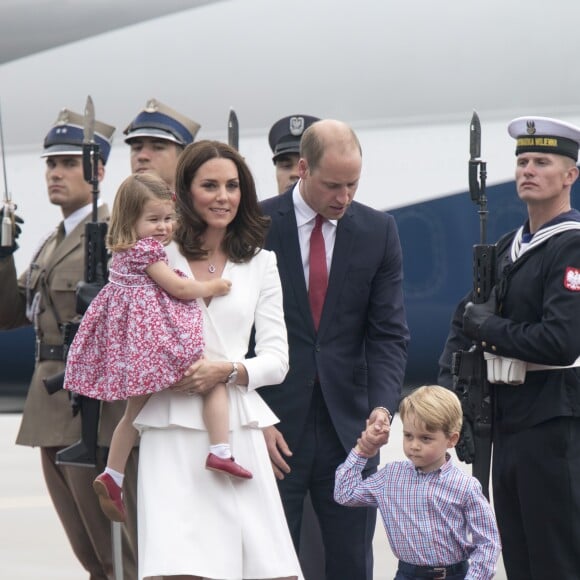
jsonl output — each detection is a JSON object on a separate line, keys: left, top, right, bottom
{"left": 447, "top": 431, "right": 460, "bottom": 449}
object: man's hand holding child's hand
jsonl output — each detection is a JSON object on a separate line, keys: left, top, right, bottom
{"left": 355, "top": 408, "right": 391, "bottom": 458}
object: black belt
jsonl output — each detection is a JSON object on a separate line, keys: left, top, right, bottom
{"left": 36, "top": 342, "right": 65, "bottom": 362}
{"left": 398, "top": 560, "right": 468, "bottom": 579}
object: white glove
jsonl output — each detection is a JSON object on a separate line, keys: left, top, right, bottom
{"left": 483, "top": 353, "right": 526, "bottom": 385}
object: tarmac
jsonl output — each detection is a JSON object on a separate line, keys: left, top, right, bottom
{"left": 0, "top": 401, "right": 507, "bottom": 580}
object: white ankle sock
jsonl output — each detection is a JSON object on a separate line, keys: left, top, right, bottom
{"left": 209, "top": 443, "right": 232, "bottom": 459}
{"left": 105, "top": 467, "right": 124, "bottom": 488}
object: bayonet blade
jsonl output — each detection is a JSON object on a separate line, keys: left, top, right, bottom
{"left": 470, "top": 110, "right": 481, "bottom": 160}
{"left": 228, "top": 108, "right": 239, "bottom": 151}
{"left": 83, "top": 95, "right": 95, "bottom": 144}
{"left": 0, "top": 100, "right": 10, "bottom": 200}
{"left": 0, "top": 99, "right": 15, "bottom": 248}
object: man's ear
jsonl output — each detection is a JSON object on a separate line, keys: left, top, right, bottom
{"left": 568, "top": 164, "right": 579, "bottom": 186}
{"left": 298, "top": 158, "right": 309, "bottom": 179}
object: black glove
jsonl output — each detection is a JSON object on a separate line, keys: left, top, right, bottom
{"left": 455, "top": 419, "right": 476, "bottom": 464}
{"left": 463, "top": 286, "right": 497, "bottom": 341}
{"left": 0, "top": 210, "right": 24, "bottom": 258}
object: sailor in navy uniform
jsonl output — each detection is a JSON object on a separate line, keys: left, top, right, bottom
{"left": 440, "top": 116, "right": 580, "bottom": 579}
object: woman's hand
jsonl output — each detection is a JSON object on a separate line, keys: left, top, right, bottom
{"left": 171, "top": 358, "right": 228, "bottom": 396}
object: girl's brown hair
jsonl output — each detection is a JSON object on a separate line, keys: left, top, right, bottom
{"left": 107, "top": 172, "right": 174, "bottom": 252}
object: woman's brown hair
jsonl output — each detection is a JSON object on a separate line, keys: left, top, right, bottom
{"left": 174, "top": 140, "right": 270, "bottom": 263}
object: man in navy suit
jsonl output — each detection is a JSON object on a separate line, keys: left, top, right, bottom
{"left": 259, "top": 119, "right": 410, "bottom": 580}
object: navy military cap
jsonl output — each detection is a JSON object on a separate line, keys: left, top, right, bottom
{"left": 42, "top": 108, "right": 115, "bottom": 164}
{"left": 508, "top": 116, "right": 580, "bottom": 161}
{"left": 124, "top": 98, "right": 201, "bottom": 147}
{"left": 268, "top": 114, "right": 320, "bottom": 162}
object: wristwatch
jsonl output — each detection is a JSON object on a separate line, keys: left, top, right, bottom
{"left": 226, "top": 362, "right": 238, "bottom": 386}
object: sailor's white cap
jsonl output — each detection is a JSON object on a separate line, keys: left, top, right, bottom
{"left": 508, "top": 116, "right": 580, "bottom": 161}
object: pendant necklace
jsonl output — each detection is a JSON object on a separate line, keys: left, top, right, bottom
{"left": 207, "top": 251, "right": 217, "bottom": 273}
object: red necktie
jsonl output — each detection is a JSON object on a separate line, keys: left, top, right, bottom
{"left": 309, "top": 214, "right": 328, "bottom": 330}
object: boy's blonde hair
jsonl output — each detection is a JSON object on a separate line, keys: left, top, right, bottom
{"left": 399, "top": 385, "right": 463, "bottom": 436}
{"left": 107, "top": 172, "right": 175, "bottom": 252}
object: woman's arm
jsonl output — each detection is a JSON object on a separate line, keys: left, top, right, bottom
{"left": 242, "top": 251, "right": 289, "bottom": 390}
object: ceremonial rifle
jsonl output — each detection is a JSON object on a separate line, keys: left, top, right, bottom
{"left": 451, "top": 111, "right": 495, "bottom": 498}
{"left": 228, "top": 108, "right": 239, "bottom": 151}
{"left": 79, "top": 96, "right": 109, "bottom": 303}
{"left": 47, "top": 96, "right": 108, "bottom": 468}
{"left": 77, "top": 98, "right": 124, "bottom": 578}
{"left": 0, "top": 101, "right": 16, "bottom": 249}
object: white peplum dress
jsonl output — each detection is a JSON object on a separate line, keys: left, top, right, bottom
{"left": 134, "top": 241, "right": 303, "bottom": 580}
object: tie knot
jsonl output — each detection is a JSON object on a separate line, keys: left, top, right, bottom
{"left": 56, "top": 222, "right": 66, "bottom": 244}
{"left": 314, "top": 214, "right": 324, "bottom": 230}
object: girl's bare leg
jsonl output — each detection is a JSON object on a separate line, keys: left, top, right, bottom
{"left": 203, "top": 383, "right": 252, "bottom": 478}
{"left": 107, "top": 394, "right": 150, "bottom": 473}
{"left": 202, "top": 382, "right": 229, "bottom": 445}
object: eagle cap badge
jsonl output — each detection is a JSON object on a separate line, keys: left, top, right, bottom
{"left": 289, "top": 116, "right": 305, "bottom": 136}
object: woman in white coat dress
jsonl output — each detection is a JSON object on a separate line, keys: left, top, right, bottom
{"left": 134, "top": 140, "right": 303, "bottom": 580}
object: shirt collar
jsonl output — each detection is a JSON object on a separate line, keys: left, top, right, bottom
{"left": 63, "top": 202, "right": 99, "bottom": 236}
{"left": 408, "top": 452, "right": 454, "bottom": 476}
{"left": 292, "top": 179, "right": 338, "bottom": 228}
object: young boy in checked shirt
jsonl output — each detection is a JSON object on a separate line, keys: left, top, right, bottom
{"left": 335, "top": 385, "right": 501, "bottom": 580}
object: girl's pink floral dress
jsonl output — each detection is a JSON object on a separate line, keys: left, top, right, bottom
{"left": 64, "top": 237, "right": 204, "bottom": 401}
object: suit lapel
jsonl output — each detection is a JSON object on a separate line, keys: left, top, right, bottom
{"left": 273, "top": 193, "right": 314, "bottom": 331}
{"left": 49, "top": 224, "right": 80, "bottom": 268}
{"left": 46, "top": 205, "right": 108, "bottom": 274}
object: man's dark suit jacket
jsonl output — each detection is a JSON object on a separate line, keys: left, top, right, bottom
{"left": 259, "top": 188, "right": 410, "bottom": 466}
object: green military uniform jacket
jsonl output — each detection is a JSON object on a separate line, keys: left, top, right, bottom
{"left": 0, "top": 204, "right": 127, "bottom": 447}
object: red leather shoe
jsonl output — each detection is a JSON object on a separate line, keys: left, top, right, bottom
{"left": 205, "top": 453, "right": 253, "bottom": 479}
{"left": 93, "top": 473, "right": 126, "bottom": 522}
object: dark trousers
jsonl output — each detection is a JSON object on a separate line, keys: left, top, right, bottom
{"left": 298, "top": 492, "right": 325, "bottom": 580}
{"left": 493, "top": 417, "right": 580, "bottom": 580}
{"left": 277, "top": 384, "right": 376, "bottom": 580}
